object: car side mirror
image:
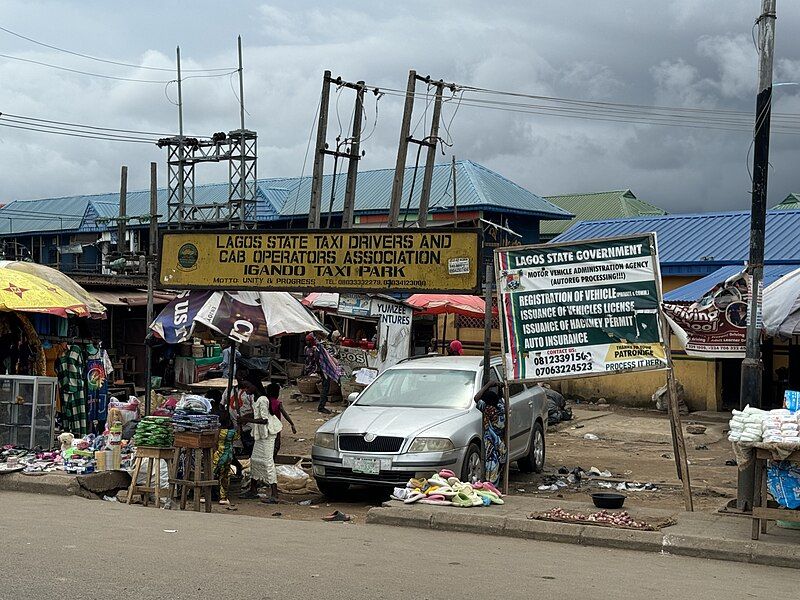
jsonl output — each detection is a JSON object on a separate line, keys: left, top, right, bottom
{"left": 348, "top": 392, "right": 360, "bottom": 405}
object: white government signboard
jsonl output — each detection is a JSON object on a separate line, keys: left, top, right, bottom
{"left": 495, "top": 234, "right": 669, "bottom": 382}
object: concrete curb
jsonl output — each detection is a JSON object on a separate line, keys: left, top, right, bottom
{"left": 366, "top": 505, "right": 800, "bottom": 569}
{"left": 0, "top": 473, "right": 77, "bottom": 496}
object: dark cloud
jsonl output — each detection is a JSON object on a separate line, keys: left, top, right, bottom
{"left": 0, "top": 0, "right": 799, "bottom": 215}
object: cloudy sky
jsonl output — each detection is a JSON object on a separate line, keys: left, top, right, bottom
{"left": 1, "top": 0, "right": 799, "bottom": 214}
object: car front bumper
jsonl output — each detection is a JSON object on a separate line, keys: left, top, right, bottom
{"left": 311, "top": 446, "right": 463, "bottom": 487}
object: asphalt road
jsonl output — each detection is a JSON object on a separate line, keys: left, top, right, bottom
{"left": 0, "top": 492, "right": 794, "bottom": 600}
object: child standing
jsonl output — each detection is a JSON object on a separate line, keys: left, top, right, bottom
{"left": 213, "top": 410, "right": 239, "bottom": 506}
{"left": 266, "top": 382, "right": 297, "bottom": 459}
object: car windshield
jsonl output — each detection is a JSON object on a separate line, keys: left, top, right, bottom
{"left": 355, "top": 368, "right": 476, "bottom": 409}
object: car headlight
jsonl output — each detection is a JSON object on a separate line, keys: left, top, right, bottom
{"left": 409, "top": 437, "right": 455, "bottom": 452}
{"left": 314, "top": 432, "right": 336, "bottom": 450}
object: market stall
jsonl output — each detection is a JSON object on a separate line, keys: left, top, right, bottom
{"left": 0, "top": 262, "right": 107, "bottom": 448}
{"left": 150, "top": 290, "right": 326, "bottom": 394}
{"left": 727, "top": 393, "right": 800, "bottom": 537}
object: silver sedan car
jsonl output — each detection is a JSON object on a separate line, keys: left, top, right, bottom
{"left": 311, "top": 355, "right": 547, "bottom": 497}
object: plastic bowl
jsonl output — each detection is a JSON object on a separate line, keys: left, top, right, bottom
{"left": 590, "top": 492, "right": 626, "bottom": 509}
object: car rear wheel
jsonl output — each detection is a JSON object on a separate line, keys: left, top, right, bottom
{"left": 461, "top": 443, "right": 483, "bottom": 483}
{"left": 518, "top": 421, "right": 546, "bottom": 473}
{"left": 315, "top": 479, "right": 350, "bottom": 500}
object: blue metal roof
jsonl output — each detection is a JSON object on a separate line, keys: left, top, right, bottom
{"left": 663, "top": 264, "right": 798, "bottom": 302}
{"left": 0, "top": 197, "right": 89, "bottom": 234}
{"left": 554, "top": 210, "right": 800, "bottom": 274}
{"left": 266, "top": 160, "right": 571, "bottom": 219}
{"left": 0, "top": 161, "right": 568, "bottom": 236}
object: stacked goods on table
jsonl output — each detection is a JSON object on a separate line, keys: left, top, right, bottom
{"left": 389, "top": 469, "right": 504, "bottom": 507}
{"left": 728, "top": 405, "right": 767, "bottom": 443}
{"left": 172, "top": 394, "right": 219, "bottom": 434}
{"left": 134, "top": 416, "right": 174, "bottom": 448}
{"left": 761, "top": 410, "right": 800, "bottom": 444}
{"left": 172, "top": 412, "right": 220, "bottom": 434}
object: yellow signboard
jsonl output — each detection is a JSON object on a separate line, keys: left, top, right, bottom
{"left": 159, "top": 229, "right": 481, "bottom": 293}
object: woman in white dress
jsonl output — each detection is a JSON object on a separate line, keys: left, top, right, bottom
{"left": 238, "top": 379, "right": 282, "bottom": 503}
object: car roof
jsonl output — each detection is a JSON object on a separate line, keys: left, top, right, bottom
{"left": 390, "top": 355, "right": 495, "bottom": 371}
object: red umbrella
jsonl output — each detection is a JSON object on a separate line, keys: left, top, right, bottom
{"left": 407, "top": 294, "right": 497, "bottom": 354}
{"left": 406, "top": 294, "right": 497, "bottom": 317}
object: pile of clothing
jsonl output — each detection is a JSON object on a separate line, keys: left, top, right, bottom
{"left": 134, "top": 416, "right": 174, "bottom": 447}
{"left": 390, "top": 469, "right": 504, "bottom": 507}
{"left": 761, "top": 410, "right": 800, "bottom": 444}
{"left": 728, "top": 405, "right": 768, "bottom": 443}
{"left": 172, "top": 412, "right": 219, "bottom": 434}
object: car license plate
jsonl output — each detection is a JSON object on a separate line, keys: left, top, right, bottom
{"left": 351, "top": 457, "right": 380, "bottom": 475}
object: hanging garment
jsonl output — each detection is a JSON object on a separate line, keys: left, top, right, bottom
{"left": 55, "top": 344, "right": 88, "bottom": 436}
{"left": 86, "top": 348, "right": 113, "bottom": 431}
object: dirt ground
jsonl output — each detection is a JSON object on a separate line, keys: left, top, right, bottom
{"left": 204, "top": 389, "right": 737, "bottom": 522}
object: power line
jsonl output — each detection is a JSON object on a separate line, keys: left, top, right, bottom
{"left": 1, "top": 112, "right": 179, "bottom": 137}
{"left": 0, "top": 25, "right": 235, "bottom": 72}
{"left": 379, "top": 89, "right": 800, "bottom": 135}
{"left": 0, "top": 52, "right": 172, "bottom": 83}
{"left": 0, "top": 121, "right": 156, "bottom": 143}
{"left": 0, "top": 52, "right": 235, "bottom": 84}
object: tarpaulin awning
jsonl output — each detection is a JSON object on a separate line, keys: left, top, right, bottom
{"left": 406, "top": 294, "right": 497, "bottom": 317}
{"left": 763, "top": 267, "right": 800, "bottom": 338}
{"left": 664, "top": 264, "right": 798, "bottom": 302}
{"left": 150, "top": 290, "right": 326, "bottom": 345}
{"left": 88, "top": 289, "right": 175, "bottom": 307}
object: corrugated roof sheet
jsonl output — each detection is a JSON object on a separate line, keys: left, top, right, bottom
{"left": 773, "top": 193, "right": 800, "bottom": 210}
{"left": 541, "top": 189, "right": 665, "bottom": 236}
{"left": 0, "top": 161, "right": 570, "bottom": 236}
{"left": 553, "top": 210, "right": 800, "bottom": 272}
{"left": 0, "top": 197, "right": 89, "bottom": 235}
{"left": 663, "top": 264, "right": 798, "bottom": 302}
{"left": 267, "top": 160, "right": 572, "bottom": 219}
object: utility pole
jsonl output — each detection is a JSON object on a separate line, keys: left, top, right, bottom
{"left": 235, "top": 35, "right": 248, "bottom": 227}
{"left": 342, "top": 81, "right": 366, "bottom": 229}
{"left": 417, "top": 82, "right": 444, "bottom": 228}
{"left": 452, "top": 155, "right": 458, "bottom": 227}
{"left": 145, "top": 162, "right": 158, "bottom": 415}
{"left": 388, "top": 70, "right": 417, "bottom": 227}
{"left": 738, "top": 0, "right": 777, "bottom": 511}
{"left": 176, "top": 46, "right": 185, "bottom": 228}
{"left": 118, "top": 166, "right": 128, "bottom": 253}
{"left": 309, "top": 70, "right": 332, "bottom": 229}
{"left": 309, "top": 72, "right": 370, "bottom": 229}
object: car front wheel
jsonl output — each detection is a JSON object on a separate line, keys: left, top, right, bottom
{"left": 461, "top": 443, "right": 483, "bottom": 483}
{"left": 518, "top": 421, "right": 546, "bottom": 473}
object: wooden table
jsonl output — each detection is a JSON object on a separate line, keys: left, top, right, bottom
{"left": 751, "top": 448, "right": 800, "bottom": 539}
{"left": 127, "top": 446, "right": 174, "bottom": 508}
{"left": 168, "top": 431, "right": 219, "bottom": 513}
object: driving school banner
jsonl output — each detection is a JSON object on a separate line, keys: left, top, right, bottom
{"left": 495, "top": 234, "right": 668, "bottom": 382}
{"left": 663, "top": 270, "right": 749, "bottom": 358}
{"left": 159, "top": 229, "right": 481, "bottom": 293}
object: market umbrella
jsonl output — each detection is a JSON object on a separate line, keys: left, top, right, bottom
{"left": 406, "top": 294, "right": 497, "bottom": 317}
{"left": 302, "top": 292, "right": 340, "bottom": 310}
{"left": 762, "top": 267, "right": 800, "bottom": 339}
{"left": 150, "top": 290, "right": 326, "bottom": 345}
{"left": 0, "top": 260, "right": 106, "bottom": 318}
{"left": 407, "top": 294, "right": 497, "bottom": 353}
{"left": 0, "top": 262, "right": 94, "bottom": 318}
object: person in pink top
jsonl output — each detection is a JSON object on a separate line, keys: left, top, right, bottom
{"left": 448, "top": 339, "right": 464, "bottom": 356}
{"left": 266, "top": 382, "right": 296, "bottom": 459}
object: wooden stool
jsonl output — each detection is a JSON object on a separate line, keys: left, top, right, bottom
{"left": 127, "top": 446, "right": 174, "bottom": 508}
{"left": 168, "top": 431, "right": 218, "bottom": 513}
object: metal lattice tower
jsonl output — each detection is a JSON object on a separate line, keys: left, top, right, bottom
{"left": 161, "top": 130, "right": 258, "bottom": 229}
{"left": 162, "top": 38, "right": 257, "bottom": 230}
